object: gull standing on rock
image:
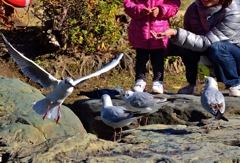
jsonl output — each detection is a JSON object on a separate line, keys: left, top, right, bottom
{"left": 101, "top": 94, "right": 144, "bottom": 142}
{"left": 2, "top": 34, "right": 124, "bottom": 124}
{"left": 120, "top": 90, "right": 171, "bottom": 126}
{"left": 201, "top": 77, "right": 229, "bottom": 129}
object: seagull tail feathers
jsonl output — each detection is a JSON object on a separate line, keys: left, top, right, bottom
{"left": 33, "top": 99, "right": 61, "bottom": 120}
{"left": 32, "top": 99, "right": 49, "bottom": 115}
{"left": 215, "top": 110, "right": 229, "bottom": 122}
{"left": 46, "top": 107, "right": 62, "bottom": 120}
{"left": 221, "top": 116, "right": 229, "bottom": 122}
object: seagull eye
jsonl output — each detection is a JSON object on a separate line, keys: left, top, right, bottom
{"left": 65, "top": 79, "right": 72, "bottom": 85}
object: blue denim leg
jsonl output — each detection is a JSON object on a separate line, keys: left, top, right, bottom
{"left": 205, "top": 41, "right": 240, "bottom": 87}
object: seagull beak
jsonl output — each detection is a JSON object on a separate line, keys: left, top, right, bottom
{"left": 115, "top": 95, "right": 120, "bottom": 98}
{"left": 72, "top": 84, "right": 76, "bottom": 88}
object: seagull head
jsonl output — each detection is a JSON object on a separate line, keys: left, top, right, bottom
{"left": 62, "top": 77, "right": 76, "bottom": 88}
{"left": 204, "top": 77, "right": 218, "bottom": 89}
{"left": 120, "top": 90, "right": 134, "bottom": 101}
{"left": 101, "top": 94, "right": 113, "bottom": 106}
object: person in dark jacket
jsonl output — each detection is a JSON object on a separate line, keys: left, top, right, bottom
{"left": 152, "top": 0, "right": 240, "bottom": 96}
{"left": 124, "top": 0, "right": 180, "bottom": 94}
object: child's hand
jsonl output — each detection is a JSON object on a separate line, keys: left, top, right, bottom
{"left": 151, "top": 7, "right": 160, "bottom": 17}
{"left": 140, "top": 8, "right": 152, "bottom": 16}
{"left": 151, "top": 30, "right": 163, "bottom": 39}
{"left": 151, "top": 29, "right": 177, "bottom": 39}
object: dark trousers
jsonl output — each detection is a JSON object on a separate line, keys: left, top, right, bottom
{"left": 167, "top": 41, "right": 240, "bottom": 87}
{"left": 135, "top": 48, "right": 165, "bottom": 82}
{"left": 178, "top": 48, "right": 203, "bottom": 85}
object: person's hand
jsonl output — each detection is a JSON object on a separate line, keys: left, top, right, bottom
{"left": 151, "top": 7, "right": 160, "bottom": 17}
{"left": 151, "top": 29, "right": 177, "bottom": 39}
{"left": 140, "top": 8, "right": 152, "bottom": 16}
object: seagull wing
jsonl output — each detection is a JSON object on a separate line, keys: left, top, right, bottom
{"left": 210, "top": 89, "right": 225, "bottom": 114}
{"left": 201, "top": 87, "right": 225, "bottom": 115}
{"left": 102, "top": 106, "right": 133, "bottom": 123}
{"left": 2, "top": 34, "right": 59, "bottom": 88}
{"left": 129, "top": 92, "right": 158, "bottom": 108}
{"left": 72, "top": 53, "right": 124, "bottom": 86}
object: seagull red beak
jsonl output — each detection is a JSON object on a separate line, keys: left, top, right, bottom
{"left": 72, "top": 84, "right": 76, "bottom": 88}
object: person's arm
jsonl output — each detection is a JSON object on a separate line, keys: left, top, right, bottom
{"left": 155, "top": 0, "right": 181, "bottom": 19}
{"left": 172, "top": 8, "right": 240, "bottom": 52}
{"left": 123, "top": 0, "right": 148, "bottom": 19}
{"left": 150, "top": 1, "right": 191, "bottom": 39}
{"left": 152, "top": 6, "right": 240, "bottom": 52}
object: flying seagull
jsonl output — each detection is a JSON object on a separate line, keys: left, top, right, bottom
{"left": 101, "top": 94, "right": 143, "bottom": 142}
{"left": 201, "top": 77, "right": 228, "bottom": 130}
{"left": 2, "top": 34, "right": 124, "bottom": 124}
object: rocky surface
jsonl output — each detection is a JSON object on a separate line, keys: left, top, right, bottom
{"left": 0, "top": 76, "right": 86, "bottom": 162}
{"left": 1, "top": 76, "right": 240, "bottom": 162}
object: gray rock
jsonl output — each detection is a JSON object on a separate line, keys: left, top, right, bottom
{"left": 0, "top": 76, "right": 86, "bottom": 160}
{"left": 4, "top": 121, "right": 240, "bottom": 162}
{"left": 118, "top": 121, "right": 240, "bottom": 162}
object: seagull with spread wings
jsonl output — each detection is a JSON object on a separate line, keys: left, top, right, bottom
{"left": 2, "top": 34, "right": 123, "bottom": 124}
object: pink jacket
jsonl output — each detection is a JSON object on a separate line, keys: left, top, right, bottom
{"left": 124, "top": 0, "right": 180, "bottom": 49}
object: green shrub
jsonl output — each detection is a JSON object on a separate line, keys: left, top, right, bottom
{"left": 37, "top": 0, "right": 123, "bottom": 54}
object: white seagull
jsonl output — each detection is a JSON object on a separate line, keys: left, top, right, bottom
{"left": 120, "top": 90, "right": 172, "bottom": 126}
{"left": 2, "top": 34, "right": 124, "bottom": 124}
{"left": 201, "top": 77, "right": 228, "bottom": 130}
{"left": 101, "top": 94, "right": 144, "bottom": 142}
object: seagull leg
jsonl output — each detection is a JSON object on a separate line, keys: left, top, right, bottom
{"left": 113, "top": 128, "right": 116, "bottom": 142}
{"left": 137, "top": 118, "right": 142, "bottom": 128}
{"left": 216, "top": 120, "right": 220, "bottom": 130}
{"left": 43, "top": 104, "right": 51, "bottom": 120}
{"left": 205, "top": 113, "right": 211, "bottom": 130}
{"left": 119, "top": 127, "right": 123, "bottom": 141}
{"left": 205, "top": 118, "right": 210, "bottom": 130}
{"left": 56, "top": 106, "right": 61, "bottom": 124}
{"left": 144, "top": 115, "right": 149, "bottom": 126}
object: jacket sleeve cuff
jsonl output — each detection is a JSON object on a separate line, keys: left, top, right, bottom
{"left": 171, "top": 28, "right": 187, "bottom": 46}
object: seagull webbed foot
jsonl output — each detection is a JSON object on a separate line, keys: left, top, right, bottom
{"left": 205, "top": 125, "right": 211, "bottom": 130}
{"left": 215, "top": 120, "right": 221, "bottom": 130}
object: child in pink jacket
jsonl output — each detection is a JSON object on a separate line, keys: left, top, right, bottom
{"left": 124, "top": 0, "right": 180, "bottom": 93}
